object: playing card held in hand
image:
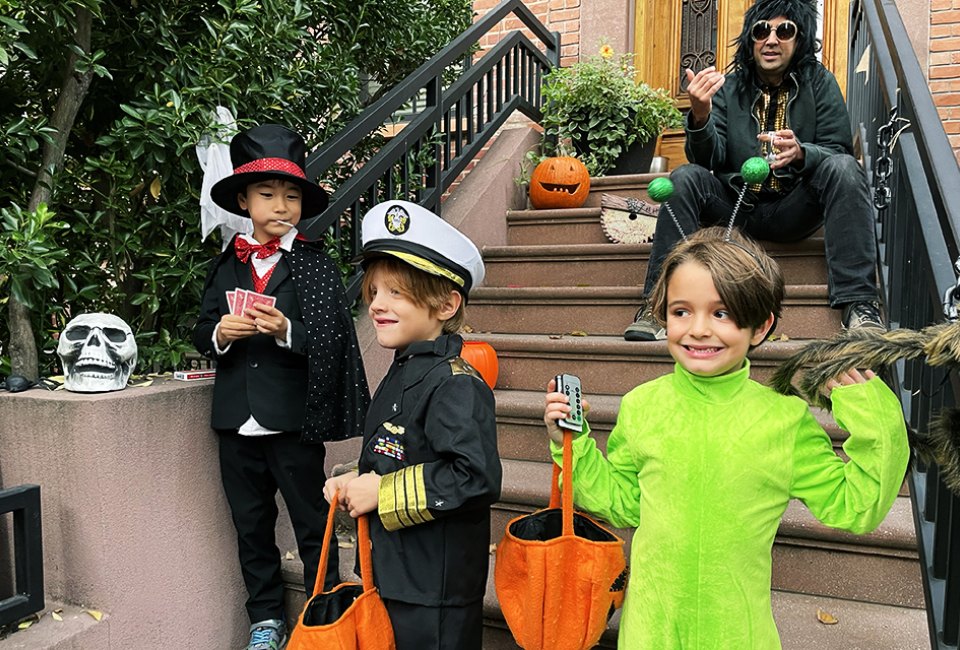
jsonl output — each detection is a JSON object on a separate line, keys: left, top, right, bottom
{"left": 241, "top": 290, "right": 276, "bottom": 315}
{"left": 226, "top": 288, "right": 276, "bottom": 316}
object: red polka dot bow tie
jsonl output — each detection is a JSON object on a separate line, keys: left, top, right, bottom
{"left": 234, "top": 237, "right": 281, "bottom": 263}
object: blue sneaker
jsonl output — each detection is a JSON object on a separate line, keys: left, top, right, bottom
{"left": 245, "top": 619, "right": 287, "bottom": 650}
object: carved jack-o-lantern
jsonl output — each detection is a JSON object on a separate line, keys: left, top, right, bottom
{"left": 529, "top": 156, "right": 591, "bottom": 209}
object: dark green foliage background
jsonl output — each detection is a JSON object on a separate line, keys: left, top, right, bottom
{"left": 0, "top": 0, "right": 472, "bottom": 375}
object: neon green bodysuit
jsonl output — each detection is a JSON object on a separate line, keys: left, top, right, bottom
{"left": 551, "top": 361, "right": 909, "bottom": 649}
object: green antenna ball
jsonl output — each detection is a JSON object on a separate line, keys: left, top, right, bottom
{"left": 647, "top": 177, "right": 674, "bottom": 202}
{"left": 741, "top": 156, "right": 770, "bottom": 185}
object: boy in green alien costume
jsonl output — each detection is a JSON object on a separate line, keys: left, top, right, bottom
{"left": 544, "top": 227, "right": 909, "bottom": 648}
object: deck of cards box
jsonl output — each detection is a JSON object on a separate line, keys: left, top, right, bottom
{"left": 227, "top": 288, "right": 276, "bottom": 315}
{"left": 174, "top": 368, "right": 217, "bottom": 381}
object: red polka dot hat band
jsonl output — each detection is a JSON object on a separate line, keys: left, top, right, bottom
{"left": 210, "top": 124, "right": 329, "bottom": 219}
{"left": 233, "top": 158, "right": 307, "bottom": 178}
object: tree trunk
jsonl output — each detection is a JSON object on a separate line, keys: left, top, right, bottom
{"left": 8, "top": 299, "right": 38, "bottom": 380}
{"left": 8, "top": 8, "right": 95, "bottom": 380}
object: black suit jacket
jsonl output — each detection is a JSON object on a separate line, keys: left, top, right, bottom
{"left": 193, "top": 237, "right": 370, "bottom": 442}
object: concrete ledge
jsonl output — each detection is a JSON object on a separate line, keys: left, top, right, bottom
{"left": 0, "top": 382, "right": 248, "bottom": 648}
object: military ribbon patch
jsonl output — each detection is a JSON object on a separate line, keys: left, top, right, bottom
{"left": 373, "top": 433, "right": 406, "bottom": 461}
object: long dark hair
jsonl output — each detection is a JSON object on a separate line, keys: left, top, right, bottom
{"left": 730, "top": 0, "right": 820, "bottom": 86}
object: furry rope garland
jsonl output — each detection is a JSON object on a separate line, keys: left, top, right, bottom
{"left": 771, "top": 321, "right": 960, "bottom": 493}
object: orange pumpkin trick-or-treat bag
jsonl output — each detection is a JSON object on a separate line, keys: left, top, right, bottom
{"left": 286, "top": 490, "right": 395, "bottom": 650}
{"left": 495, "top": 430, "right": 627, "bottom": 650}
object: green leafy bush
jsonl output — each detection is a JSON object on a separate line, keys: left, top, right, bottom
{"left": 0, "top": 0, "right": 472, "bottom": 376}
{"left": 0, "top": 203, "right": 68, "bottom": 307}
{"left": 541, "top": 45, "right": 682, "bottom": 176}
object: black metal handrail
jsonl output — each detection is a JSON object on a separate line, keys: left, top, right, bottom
{"left": 300, "top": 0, "right": 559, "bottom": 299}
{"left": 848, "top": 2, "right": 960, "bottom": 648}
{"left": 0, "top": 485, "right": 43, "bottom": 628}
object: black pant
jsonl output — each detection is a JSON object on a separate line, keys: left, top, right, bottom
{"left": 384, "top": 598, "right": 484, "bottom": 650}
{"left": 218, "top": 431, "right": 340, "bottom": 623}
{"left": 644, "top": 156, "right": 879, "bottom": 307}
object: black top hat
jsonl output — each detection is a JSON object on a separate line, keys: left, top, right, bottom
{"left": 210, "top": 124, "right": 329, "bottom": 218}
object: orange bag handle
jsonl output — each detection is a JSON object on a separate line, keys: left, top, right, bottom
{"left": 313, "top": 489, "right": 376, "bottom": 594}
{"left": 547, "top": 431, "right": 575, "bottom": 537}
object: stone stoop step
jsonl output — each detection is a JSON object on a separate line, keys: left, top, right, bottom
{"left": 482, "top": 239, "right": 829, "bottom": 287}
{"left": 505, "top": 204, "right": 828, "bottom": 250}
{"left": 506, "top": 207, "right": 613, "bottom": 246}
{"left": 468, "top": 284, "right": 839, "bottom": 340}
{"left": 464, "top": 333, "right": 810, "bottom": 396}
{"left": 482, "top": 559, "right": 929, "bottom": 650}
{"left": 0, "top": 603, "right": 109, "bottom": 650}
{"left": 581, "top": 172, "right": 668, "bottom": 208}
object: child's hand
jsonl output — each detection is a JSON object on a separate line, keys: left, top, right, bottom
{"left": 342, "top": 471, "right": 381, "bottom": 518}
{"left": 217, "top": 313, "right": 257, "bottom": 346}
{"left": 543, "top": 377, "right": 590, "bottom": 445}
{"left": 825, "top": 368, "right": 876, "bottom": 394}
{"left": 323, "top": 472, "right": 358, "bottom": 511}
{"left": 246, "top": 304, "right": 288, "bottom": 341}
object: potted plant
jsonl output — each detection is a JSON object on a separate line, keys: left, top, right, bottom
{"left": 540, "top": 44, "right": 682, "bottom": 177}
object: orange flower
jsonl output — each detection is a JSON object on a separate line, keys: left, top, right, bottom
{"left": 599, "top": 44, "right": 614, "bottom": 59}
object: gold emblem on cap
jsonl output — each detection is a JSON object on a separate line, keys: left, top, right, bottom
{"left": 385, "top": 205, "right": 410, "bottom": 235}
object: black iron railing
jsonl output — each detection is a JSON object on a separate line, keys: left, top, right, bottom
{"left": 299, "top": 0, "right": 559, "bottom": 299}
{"left": 0, "top": 485, "right": 43, "bottom": 628}
{"left": 848, "top": 2, "right": 960, "bottom": 648}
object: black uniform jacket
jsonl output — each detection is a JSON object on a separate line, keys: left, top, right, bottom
{"left": 358, "top": 334, "right": 501, "bottom": 606}
{"left": 192, "top": 237, "right": 370, "bottom": 443}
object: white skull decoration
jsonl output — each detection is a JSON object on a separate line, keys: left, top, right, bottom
{"left": 57, "top": 313, "right": 138, "bottom": 392}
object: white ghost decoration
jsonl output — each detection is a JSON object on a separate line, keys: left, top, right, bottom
{"left": 56, "top": 313, "right": 138, "bottom": 392}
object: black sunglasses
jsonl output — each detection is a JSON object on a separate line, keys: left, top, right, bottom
{"left": 751, "top": 20, "right": 798, "bottom": 42}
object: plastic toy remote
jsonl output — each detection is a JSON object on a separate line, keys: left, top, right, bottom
{"left": 554, "top": 373, "right": 584, "bottom": 433}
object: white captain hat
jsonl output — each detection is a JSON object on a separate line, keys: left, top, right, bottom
{"left": 359, "top": 200, "right": 485, "bottom": 298}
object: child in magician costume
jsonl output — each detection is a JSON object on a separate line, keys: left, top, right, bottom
{"left": 323, "top": 200, "right": 502, "bottom": 650}
{"left": 192, "top": 123, "right": 370, "bottom": 650}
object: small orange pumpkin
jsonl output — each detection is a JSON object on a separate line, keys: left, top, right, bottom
{"left": 460, "top": 340, "right": 498, "bottom": 390}
{"left": 529, "top": 156, "right": 591, "bottom": 209}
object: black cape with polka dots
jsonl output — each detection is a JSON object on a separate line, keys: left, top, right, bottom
{"left": 285, "top": 239, "right": 370, "bottom": 442}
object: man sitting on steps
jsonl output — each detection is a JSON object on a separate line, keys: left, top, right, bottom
{"left": 625, "top": 0, "right": 884, "bottom": 341}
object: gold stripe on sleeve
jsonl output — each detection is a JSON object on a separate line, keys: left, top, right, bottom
{"left": 394, "top": 469, "right": 414, "bottom": 529}
{"left": 402, "top": 466, "right": 425, "bottom": 525}
{"left": 414, "top": 464, "right": 435, "bottom": 523}
{"left": 378, "top": 465, "right": 435, "bottom": 530}
{"left": 378, "top": 471, "right": 403, "bottom": 532}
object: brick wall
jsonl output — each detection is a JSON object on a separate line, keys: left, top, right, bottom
{"left": 473, "top": 0, "right": 582, "bottom": 66}
{"left": 931, "top": 0, "right": 960, "bottom": 159}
